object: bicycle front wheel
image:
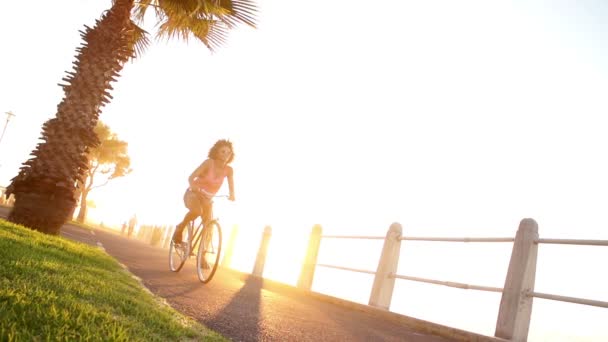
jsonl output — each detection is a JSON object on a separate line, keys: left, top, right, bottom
{"left": 196, "top": 220, "right": 222, "bottom": 283}
{"left": 169, "top": 223, "right": 193, "bottom": 272}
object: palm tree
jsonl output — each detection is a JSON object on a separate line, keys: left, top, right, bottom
{"left": 6, "top": 0, "right": 256, "bottom": 234}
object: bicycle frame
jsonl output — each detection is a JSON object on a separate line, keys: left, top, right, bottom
{"left": 188, "top": 194, "right": 225, "bottom": 254}
{"left": 189, "top": 219, "right": 206, "bottom": 255}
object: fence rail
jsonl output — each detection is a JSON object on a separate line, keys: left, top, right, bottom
{"left": 391, "top": 274, "right": 504, "bottom": 293}
{"left": 321, "top": 235, "right": 385, "bottom": 240}
{"left": 530, "top": 291, "right": 608, "bottom": 308}
{"left": 316, "top": 263, "right": 376, "bottom": 275}
{"left": 536, "top": 238, "right": 608, "bottom": 246}
{"left": 402, "top": 237, "right": 515, "bottom": 243}
{"left": 291, "top": 219, "right": 607, "bottom": 342}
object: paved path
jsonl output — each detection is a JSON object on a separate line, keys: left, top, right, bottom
{"left": 74, "top": 226, "right": 456, "bottom": 342}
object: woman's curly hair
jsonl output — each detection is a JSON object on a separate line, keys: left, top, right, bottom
{"left": 208, "top": 139, "right": 234, "bottom": 164}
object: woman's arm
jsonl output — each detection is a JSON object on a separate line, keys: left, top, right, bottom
{"left": 227, "top": 166, "right": 235, "bottom": 201}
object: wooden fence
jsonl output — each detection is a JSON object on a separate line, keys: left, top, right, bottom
{"left": 236, "top": 218, "right": 607, "bottom": 342}
{"left": 133, "top": 218, "right": 607, "bottom": 341}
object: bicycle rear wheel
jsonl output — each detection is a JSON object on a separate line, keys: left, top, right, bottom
{"left": 196, "top": 220, "right": 222, "bottom": 283}
{"left": 169, "top": 222, "right": 193, "bottom": 272}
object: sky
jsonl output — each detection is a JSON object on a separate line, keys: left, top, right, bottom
{"left": 1, "top": 0, "right": 607, "bottom": 340}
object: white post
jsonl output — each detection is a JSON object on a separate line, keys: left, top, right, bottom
{"left": 369, "top": 222, "right": 402, "bottom": 310}
{"left": 221, "top": 224, "right": 239, "bottom": 268}
{"left": 297, "top": 224, "right": 323, "bottom": 290}
{"left": 252, "top": 226, "right": 272, "bottom": 277}
{"left": 495, "top": 218, "right": 539, "bottom": 342}
{"left": 162, "top": 225, "right": 172, "bottom": 249}
{"left": 145, "top": 225, "right": 154, "bottom": 244}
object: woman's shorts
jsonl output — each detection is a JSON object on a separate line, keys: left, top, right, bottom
{"left": 183, "top": 189, "right": 213, "bottom": 222}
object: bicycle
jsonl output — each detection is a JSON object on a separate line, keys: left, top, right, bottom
{"left": 168, "top": 196, "right": 225, "bottom": 283}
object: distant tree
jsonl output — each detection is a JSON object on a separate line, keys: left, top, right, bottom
{"left": 75, "top": 122, "right": 131, "bottom": 223}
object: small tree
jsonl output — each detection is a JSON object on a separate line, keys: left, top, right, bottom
{"left": 75, "top": 122, "right": 131, "bottom": 223}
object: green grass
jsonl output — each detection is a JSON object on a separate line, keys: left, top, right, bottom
{"left": 0, "top": 219, "right": 227, "bottom": 342}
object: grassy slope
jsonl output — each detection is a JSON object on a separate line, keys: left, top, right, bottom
{"left": 0, "top": 219, "right": 226, "bottom": 341}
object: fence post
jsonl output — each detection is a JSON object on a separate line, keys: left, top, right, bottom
{"left": 495, "top": 218, "right": 539, "bottom": 342}
{"left": 162, "top": 225, "right": 171, "bottom": 249}
{"left": 150, "top": 226, "right": 161, "bottom": 246}
{"left": 252, "top": 226, "right": 272, "bottom": 277}
{"left": 145, "top": 225, "right": 154, "bottom": 244}
{"left": 222, "top": 225, "right": 239, "bottom": 268}
{"left": 297, "top": 224, "right": 323, "bottom": 290}
{"left": 369, "top": 222, "right": 402, "bottom": 310}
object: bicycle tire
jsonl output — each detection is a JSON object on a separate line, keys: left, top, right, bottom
{"left": 196, "top": 220, "right": 222, "bottom": 283}
{"left": 168, "top": 221, "right": 193, "bottom": 272}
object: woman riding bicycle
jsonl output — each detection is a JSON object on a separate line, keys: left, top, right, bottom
{"left": 172, "top": 139, "right": 235, "bottom": 244}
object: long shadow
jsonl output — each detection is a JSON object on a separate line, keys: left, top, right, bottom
{"left": 160, "top": 277, "right": 205, "bottom": 298}
{"left": 206, "top": 276, "right": 263, "bottom": 342}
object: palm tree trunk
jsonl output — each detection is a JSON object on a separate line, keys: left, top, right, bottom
{"left": 6, "top": 0, "right": 136, "bottom": 234}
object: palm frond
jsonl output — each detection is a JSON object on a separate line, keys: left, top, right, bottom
{"left": 133, "top": 0, "right": 154, "bottom": 23}
{"left": 129, "top": 21, "right": 150, "bottom": 58}
{"left": 135, "top": 0, "right": 257, "bottom": 52}
{"left": 157, "top": 15, "right": 229, "bottom": 51}
{"left": 219, "top": 0, "right": 257, "bottom": 28}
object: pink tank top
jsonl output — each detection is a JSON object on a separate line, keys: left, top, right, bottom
{"left": 192, "top": 160, "right": 228, "bottom": 195}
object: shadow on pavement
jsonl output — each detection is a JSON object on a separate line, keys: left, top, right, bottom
{"left": 163, "top": 278, "right": 206, "bottom": 299}
{"left": 207, "top": 276, "right": 263, "bottom": 342}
